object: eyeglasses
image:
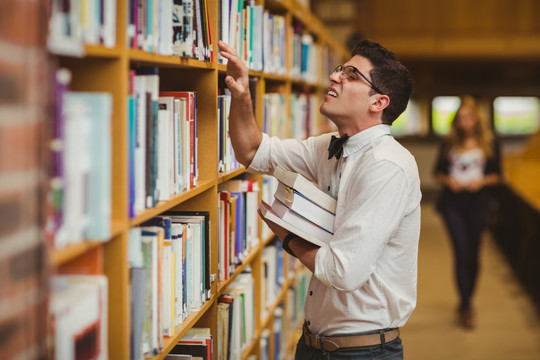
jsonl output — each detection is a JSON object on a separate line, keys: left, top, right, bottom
{"left": 332, "top": 65, "right": 383, "bottom": 94}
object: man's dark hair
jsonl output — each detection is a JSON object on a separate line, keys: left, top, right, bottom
{"left": 351, "top": 40, "right": 412, "bottom": 125}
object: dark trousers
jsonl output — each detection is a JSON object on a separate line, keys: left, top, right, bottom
{"left": 438, "top": 191, "right": 490, "bottom": 309}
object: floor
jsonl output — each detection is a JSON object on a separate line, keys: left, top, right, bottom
{"left": 401, "top": 202, "right": 540, "bottom": 359}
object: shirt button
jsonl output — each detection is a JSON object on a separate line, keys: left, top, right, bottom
{"left": 309, "top": 291, "right": 313, "bottom": 296}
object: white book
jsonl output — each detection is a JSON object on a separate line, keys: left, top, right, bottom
{"left": 158, "top": 0, "right": 173, "bottom": 55}
{"left": 162, "top": 239, "right": 172, "bottom": 336}
{"left": 102, "top": 0, "right": 117, "bottom": 48}
{"left": 259, "top": 201, "right": 332, "bottom": 248}
{"left": 141, "top": 228, "right": 161, "bottom": 355}
{"left": 75, "top": 92, "right": 112, "bottom": 241}
{"left": 272, "top": 165, "right": 337, "bottom": 214}
{"left": 273, "top": 181, "right": 335, "bottom": 233}
{"left": 159, "top": 96, "right": 177, "bottom": 196}
{"left": 62, "top": 93, "right": 91, "bottom": 246}
{"left": 228, "top": 0, "right": 239, "bottom": 50}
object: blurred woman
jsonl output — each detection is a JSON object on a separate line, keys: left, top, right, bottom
{"left": 433, "top": 96, "right": 502, "bottom": 329}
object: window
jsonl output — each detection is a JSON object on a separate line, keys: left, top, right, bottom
{"left": 493, "top": 97, "right": 540, "bottom": 135}
{"left": 391, "top": 100, "right": 422, "bottom": 137}
{"left": 431, "top": 96, "right": 461, "bottom": 136}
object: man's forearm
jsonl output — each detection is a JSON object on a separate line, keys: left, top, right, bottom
{"left": 228, "top": 92, "right": 263, "bottom": 167}
{"left": 288, "top": 236, "right": 318, "bottom": 273}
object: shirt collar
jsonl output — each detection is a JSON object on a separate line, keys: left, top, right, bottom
{"left": 342, "top": 124, "right": 391, "bottom": 158}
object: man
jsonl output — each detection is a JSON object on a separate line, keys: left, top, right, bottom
{"left": 219, "top": 39, "right": 421, "bottom": 359}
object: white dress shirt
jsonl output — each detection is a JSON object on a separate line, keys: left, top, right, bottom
{"left": 248, "top": 124, "right": 422, "bottom": 335}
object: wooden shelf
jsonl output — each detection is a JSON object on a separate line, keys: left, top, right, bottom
{"left": 46, "top": 0, "right": 347, "bottom": 358}
{"left": 217, "top": 167, "right": 247, "bottom": 184}
{"left": 128, "top": 50, "right": 217, "bottom": 69}
{"left": 85, "top": 44, "right": 122, "bottom": 58}
{"left": 50, "top": 240, "right": 104, "bottom": 267}
{"left": 129, "top": 179, "right": 217, "bottom": 227}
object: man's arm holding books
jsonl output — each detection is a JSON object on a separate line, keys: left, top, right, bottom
{"left": 258, "top": 206, "right": 318, "bottom": 273}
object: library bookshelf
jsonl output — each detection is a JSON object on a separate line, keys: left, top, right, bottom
{"left": 46, "top": 0, "right": 347, "bottom": 359}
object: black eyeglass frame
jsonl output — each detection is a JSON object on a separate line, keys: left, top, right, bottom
{"left": 332, "top": 65, "right": 383, "bottom": 94}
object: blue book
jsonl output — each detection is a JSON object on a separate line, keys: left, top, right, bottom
{"left": 128, "top": 95, "right": 137, "bottom": 218}
{"left": 230, "top": 192, "right": 245, "bottom": 263}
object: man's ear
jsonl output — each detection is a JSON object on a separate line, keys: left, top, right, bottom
{"left": 370, "top": 95, "right": 390, "bottom": 113}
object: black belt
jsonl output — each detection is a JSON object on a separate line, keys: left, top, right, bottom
{"left": 303, "top": 326, "right": 400, "bottom": 352}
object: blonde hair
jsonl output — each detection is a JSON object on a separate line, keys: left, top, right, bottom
{"left": 444, "top": 96, "right": 494, "bottom": 157}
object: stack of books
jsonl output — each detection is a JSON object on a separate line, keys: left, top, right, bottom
{"left": 259, "top": 165, "right": 337, "bottom": 247}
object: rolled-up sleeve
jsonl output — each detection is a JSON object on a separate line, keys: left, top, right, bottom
{"left": 247, "top": 133, "right": 331, "bottom": 182}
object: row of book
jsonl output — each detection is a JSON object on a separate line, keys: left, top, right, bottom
{"left": 263, "top": 93, "right": 287, "bottom": 138}
{"left": 290, "top": 23, "right": 322, "bottom": 83}
{"left": 47, "top": 71, "right": 324, "bottom": 248}
{"left": 260, "top": 269, "right": 311, "bottom": 360}
{"left": 47, "top": 71, "right": 323, "bottom": 248}
{"left": 217, "top": 268, "right": 255, "bottom": 360}
{"left": 289, "top": 268, "right": 311, "bottom": 331}
{"left": 165, "top": 327, "right": 213, "bottom": 359}
{"left": 290, "top": 92, "right": 322, "bottom": 140}
{"left": 128, "top": 212, "right": 210, "bottom": 359}
{"left": 259, "top": 304, "right": 286, "bottom": 360}
{"left": 218, "top": 1, "right": 286, "bottom": 75}
{"left": 217, "top": 179, "right": 260, "bottom": 282}
{"left": 219, "top": 0, "right": 338, "bottom": 81}
{"left": 261, "top": 239, "right": 285, "bottom": 319}
{"left": 47, "top": 0, "right": 116, "bottom": 56}
{"left": 127, "top": 0, "right": 214, "bottom": 61}
{"left": 128, "top": 68, "right": 199, "bottom": 218}
{"left": 46, "top": 0, "right": 339, "bottom": 77}
{"left": 263, "top": 91, "right": 324, "bottom": 141}
{"left": 47, "top": 68, "right": 112, "bottom": 248}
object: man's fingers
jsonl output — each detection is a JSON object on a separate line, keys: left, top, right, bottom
{"left": 224, "top": 76, "right": 243, "bottom": 96}
{"left": 224, "top": 76, "right": 236, "bottom": 87}
{"left": 218, "top": 41, "right": 238, "bottom": 57}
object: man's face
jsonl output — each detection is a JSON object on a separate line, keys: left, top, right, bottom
{"left": 320, "top": 55, "right": 378, "bottom": 126}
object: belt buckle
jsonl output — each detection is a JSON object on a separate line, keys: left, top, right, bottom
{"left": 321, "top": 337, "right": 339, "bottom": 352}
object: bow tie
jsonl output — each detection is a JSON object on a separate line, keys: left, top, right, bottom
{"left": 328, "top": 133, "right": 349, "bottom": 160}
